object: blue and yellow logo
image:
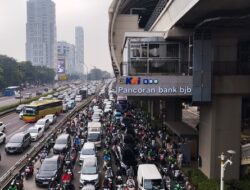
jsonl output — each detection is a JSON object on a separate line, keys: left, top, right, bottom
{"left": 119, "top": 77, "right": 158, "bottom": 85}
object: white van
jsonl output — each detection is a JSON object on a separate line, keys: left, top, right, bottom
{"left": 87, "top": 122, "right": 102, "bottom": 148}
{"left": 137, "top": 164, "right": 164, "bottom": 190}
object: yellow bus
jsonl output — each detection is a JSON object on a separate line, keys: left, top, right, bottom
{"left": 22, "top": 100, "right": 63, "bottom": 123}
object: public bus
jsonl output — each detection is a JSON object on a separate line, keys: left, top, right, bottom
{"left": 3, "top": 86, "right": 20, "bottom": 96}
{"left": 22, "top": 100, "right": 63, "bottom": 123}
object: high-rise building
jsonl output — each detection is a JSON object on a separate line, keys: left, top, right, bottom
{"left": 26, "top": 0, "right": 57, "bottom": 69}
{"left": 57, "top": 41, "right": 75, "bottom": 75}
{"left": 75, "top": 26, "right": 84, "bottom": 75}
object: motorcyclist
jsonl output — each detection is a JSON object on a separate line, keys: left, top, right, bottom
{"left": 73, "top": 135, "right": 81, "bottom": 150}
{"left": 126, "top": 176, "right": 135, "bottom": 188}
{"left": 48, "top": 179, "right": 58, "bottom": 189}
{"left": 8, "top": 180, "right": 17, "bottom": 190}
{"left": 14, "top": 172, "right": 23, "bottom": 190}
{"left": 116, "top": 166, "right": 123, "bottom": 177}
{"left": 25, "top": 158, "right": 34, "bottom": 175}
{"left": 61, "top": 169, "right": 73, "bottom": 183}
{"left": 64, "top": 182, "right": 75, "bottom": 190}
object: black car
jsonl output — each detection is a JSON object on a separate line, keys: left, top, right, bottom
{"left": 53, "top": 134, "right": 71, "bottom": 154}
{"left": 5, "top": 132, "right": 31, "bottom": 154}
{"left": 35, "top": 155, "right": 63, "bottom": 187}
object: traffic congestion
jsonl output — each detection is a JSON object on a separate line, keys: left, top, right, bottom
{"left": 1, "top": 79, "right": 194, "bottom": 190}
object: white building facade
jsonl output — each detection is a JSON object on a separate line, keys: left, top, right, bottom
{"left": 57, "top": 41, "right": 76, "bottom": 75}
{"left": 75, "top": 26, "right": 84, "bottom": 75}
{"left": 26, "top": 0, "right": 57, "bottom": 69}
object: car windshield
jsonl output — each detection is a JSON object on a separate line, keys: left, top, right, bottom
{"left": 28, "top": 128, "right": 38, "bottom": 133}
{"left": 81, "top": 165, "right": 97, "bottom": 174}
{"left": 45, "top": 115, "right": 53, "bottom": 119}
{"left": 88, "top": 133, "right": 100, "bottom": 141}
{"left": 55, "top": 138, "right": 67, "bottom": 144}
{"left": 40, "top": 163, "right": 57, "bottom": 171}
{"left": 36, "top": 120, "right": 45, "bottom": 125}
{"left": 81, "top": 149, "right": 95, "bottom": 155}
{"left": 9, "top": 135, "right": 23, "bottom": 143}
{"left": 144, "top": 179, "right": 163, "bottom": 190}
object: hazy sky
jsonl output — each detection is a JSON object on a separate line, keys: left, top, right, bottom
{"left": 0, "top": 0, "right": 113, "bottom": 72}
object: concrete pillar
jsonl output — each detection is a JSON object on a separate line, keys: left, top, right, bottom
{"left": 199, "top": 95, "right": 241, "bottom": 180}
{"left": 165, "top": 99, "right": 182, "bottom": 121}
{"left": 153, "top": 99, "right": 160, "bottom": 119}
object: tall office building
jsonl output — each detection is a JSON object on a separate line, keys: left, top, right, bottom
{"left": 57, "top": 41, "right": 75, "bottom": 75}
{"left": 26, "top": 0, "right": 57, "bottom": 69}
{"left": 75, "top": 27, "right": 84, "bottom": 75}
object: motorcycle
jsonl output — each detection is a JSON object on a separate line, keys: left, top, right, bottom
{"left": 126, "top": 178, "right": 135, "bottom": 190}
{"left": 103, "top": 178, "right": 113, "bottom": 190}
{"left": 61, "top": 169, "right": 74, "bottom": 185}
{"left": 39, "top": 148, "right": 48, "bottom": 163}
{"left": 24, "top": 164, "right": 34, "bottom": 179}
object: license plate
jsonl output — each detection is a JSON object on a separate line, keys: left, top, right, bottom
{"left": 43, "top": 181, "right": 49, "bottom": 185}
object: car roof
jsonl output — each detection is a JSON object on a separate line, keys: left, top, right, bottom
{"left": 138, "top": 164, "right": 162, "bottom": 179}
{"left": 83, "top": 142, "right": 95, "bottom": 149}
{"left": 57, "top": 133, "right": 69, "bottom": 140}
{"left": 83, "top": 157, "right": 97, "bottom": 166}
{"left": 43, "top": 155, "right": 59, "bottom": 163}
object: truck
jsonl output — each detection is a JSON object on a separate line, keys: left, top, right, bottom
{"left": 79, "top": 88, "right": 88, "bottom": 99}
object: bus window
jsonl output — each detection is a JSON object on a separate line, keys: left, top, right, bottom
{"left": 24, "top": 107, "right": 36, "bottom": 115}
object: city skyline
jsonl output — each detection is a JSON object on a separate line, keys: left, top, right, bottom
{"left": 0, "top": 0, "right": 113, "bottom": 73}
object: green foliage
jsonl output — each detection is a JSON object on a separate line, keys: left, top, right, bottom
{"left": 185, "top": 168, "right": 250, "bottom": 190}
{"left": 0, "top": 55, "right": 55, "bottom": 90}
{"left": 87, "top": 68, "right": 111, "bottom": 80}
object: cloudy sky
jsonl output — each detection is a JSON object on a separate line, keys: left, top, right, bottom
{"left": 0, "top": 0, "right": 113, "bottom": 72}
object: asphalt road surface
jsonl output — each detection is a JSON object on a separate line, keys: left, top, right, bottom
{"left": 0, "top": 111, "right": 67, "bottom": 178}
{"left": 0, "top": 85, "right": 53, "bottom": 108}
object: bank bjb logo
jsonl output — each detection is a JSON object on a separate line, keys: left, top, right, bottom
{"left": 119, "top": 77, "right": 159, "bottom": 85}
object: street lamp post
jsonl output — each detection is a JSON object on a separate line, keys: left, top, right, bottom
{"left": 219, "top": 150, "right": 236, "bottom": 190}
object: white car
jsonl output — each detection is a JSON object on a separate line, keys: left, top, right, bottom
{"left": 44, "top": 114, "right": 57, "bottom": 125}
{"left": 0, "top": 122, "right": 6, "bottom": 132}
{"left": 91, "top": 114, "right": 100, "bottom": 122}
{"left": 79, "top": 157, "right": 99, "bottom": 188}
{"left": 94, "top": 109, "right": 103, "bottom": 116}
{"left": 35, "top": 118, "right": 50, "bottom": 130}
{"left": 19, "top": 110, "right": 24, "bottom": 119}
{"left": 28, "top": 127, "right": 44, "bottom": 141}
{"left": 104, "top": 108, "right": 112, "bottom": 113}
{"left": 0, "top": 132, "right": 6, "bottom": 144}
{"left": 75, "top": 95, "right": 83, "bottom": 102}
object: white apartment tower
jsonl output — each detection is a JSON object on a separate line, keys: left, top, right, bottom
{"left": 75, "top": 27, "right": 84, "bottom": 75}
{"left": 26, "top": 0, "right": 57, "bottom": 69}
{"left": 57, "top": 42, "right": 75, "bottom": 75}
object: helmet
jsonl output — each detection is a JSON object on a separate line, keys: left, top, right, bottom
{"left": 117, "top": 176, "right": 122, "bottom": 180}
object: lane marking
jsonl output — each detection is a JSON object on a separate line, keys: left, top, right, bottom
{"left": 6, "top": 123, "right": 30, "bottom": 138}
{"left": 0, "top": 113, "right": 17, "bottom": 120}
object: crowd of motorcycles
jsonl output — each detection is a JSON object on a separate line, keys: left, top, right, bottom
{"left": 7, "top": 87, "right": 194, "bottom": 190}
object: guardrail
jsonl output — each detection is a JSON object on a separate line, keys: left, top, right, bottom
{"left": 0, "top": 95, "right": 94, "bottom": 190}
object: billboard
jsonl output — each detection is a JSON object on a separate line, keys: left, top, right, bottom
{"left": 57, "top": 58, "right": 65, "bottom": 74}
{"left": 116, "top": 76, "right": 192, "bottom": 96}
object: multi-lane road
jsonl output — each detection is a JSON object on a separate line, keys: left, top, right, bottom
{"left": 0, "top": 85, "right": 54, "bottom": 108}
{"left": 0, "top": 111, "right": 67, "bottom": 178}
